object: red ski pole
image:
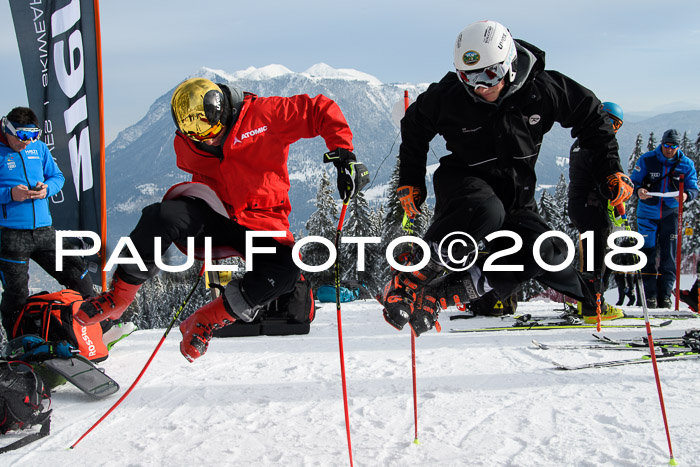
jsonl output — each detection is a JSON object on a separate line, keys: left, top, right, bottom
{"left": 636, "top": 269, "right": 677, "bottom": 465}
{"left": 70, "top": 265, "right": 206, "bottom": 449}
{"left": 674, "top": 175, "right": 684, "bottom": 311}
{"left": 402, "top": 90, "right": 421, "bottom": 445}
{"left": 334, "top": 198, "right": 354, "bottom": 467}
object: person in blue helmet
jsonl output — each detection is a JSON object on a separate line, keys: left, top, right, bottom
{"left": 631, "top": 129, "right": 698, "bottom": 309}
{"left": 567, "top": 102, "right": 634, "bottom": 312}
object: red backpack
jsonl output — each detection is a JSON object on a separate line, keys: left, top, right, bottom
{"left": 12, "top": 289, "right": 108, "bottom": 362}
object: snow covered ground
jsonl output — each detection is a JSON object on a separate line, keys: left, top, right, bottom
{"left": 3, "top": 281, "right": 699, "bottom": 466}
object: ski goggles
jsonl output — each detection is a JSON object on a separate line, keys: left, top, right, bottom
{"left": 182, "top": 119, "right": 224, "bottom": 142}
{"left": 662, "top": 142, "right": 679, "bottom": 149}
{"left": 2, "top": 117, "right": 42, "bottom": 142}
{"left": 610, "top": 116, "right": 623, "bottom": 132}
{"left": 457, "top": 62, "right": 509, "bottom": 88}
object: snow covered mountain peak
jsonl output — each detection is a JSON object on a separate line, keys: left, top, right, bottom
{"left": 301, "top": 63, "right": 382, "bottom": 85}
{"left": 195, "top": 63, "right": 382, "bottom": 85}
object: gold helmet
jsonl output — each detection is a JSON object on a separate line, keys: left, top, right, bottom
{"left": 170, "top": 78, "right": 227, "bottom": 142}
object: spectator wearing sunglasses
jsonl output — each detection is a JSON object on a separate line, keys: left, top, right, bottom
{"left": 631, "top": 129, "right": 698, "bottom": 309}
{"left": 0, "top": 107, "right": 94, "bottom": 336}
{"left": 378, "top": 20, "right": 632, "bottom": 336}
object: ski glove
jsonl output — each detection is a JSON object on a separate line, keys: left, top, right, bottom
{"left": 397, "top": 185, "right": 424, "bottom": 218}
{"left": 603, "top": 172, "right": 633, "bottom": 207}
{"left": 324, "top": 148, "right": 370, "bottom": 201}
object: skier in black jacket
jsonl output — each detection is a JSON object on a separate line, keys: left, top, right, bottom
{"left": 379, "top": 20, "right": 633, "bottom": 335}
{"left": 568, "top": 102, "right": 637, "bottom": 306}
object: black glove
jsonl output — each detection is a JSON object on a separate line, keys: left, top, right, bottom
{"left": 323, "top": 149, "right": 370, "bottom": 201}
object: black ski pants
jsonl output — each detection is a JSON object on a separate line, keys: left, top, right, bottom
{"left": 568, "top": 191, "right": 611, "bottom": 280}
{"left": 0, "top": 226, "right": 94, "bottom": 332}
{"left": 119, "top": 197, "right": 299, "bottom": 307}
{"left": 425, "top": 169, "right": 593, "bottom": 304}
{"left": 638, "top": 212, "right": 678, "bottom": 301}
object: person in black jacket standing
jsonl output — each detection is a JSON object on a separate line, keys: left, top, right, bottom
{"left": 568, "top": 102, "right": 637, "bottom": 306}
{"left": 378, "top": 20, "right": 633, "bottom": 335}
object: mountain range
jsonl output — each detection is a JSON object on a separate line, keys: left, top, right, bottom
{"left": 104, "top": 63, "right": 700, "bottom": 244}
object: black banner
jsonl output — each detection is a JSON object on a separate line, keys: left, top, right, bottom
{"left": 9, "top": 0, "right": 103, "bottom": 236}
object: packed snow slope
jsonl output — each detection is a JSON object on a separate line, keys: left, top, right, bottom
{"left": 3, "top": 289, "right": 700, "bottom": 466}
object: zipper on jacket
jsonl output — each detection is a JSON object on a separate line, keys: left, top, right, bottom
{"left": 19, "top": 151, "right": 37, "bottom": 229}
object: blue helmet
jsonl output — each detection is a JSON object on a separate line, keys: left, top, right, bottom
{"left": 601, "top": 101, "right": 623, "bottom": 132}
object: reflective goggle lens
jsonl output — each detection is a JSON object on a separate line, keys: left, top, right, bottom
{"left": 662, "top": 143, "right": 679, "bottom": 149}
{"left": 14, "top": 128, "right": 42, "bottom": 142}
{"left": 458, "top": 63, "right": 507, "bottom": 88}
{"left": 3, "top": 118, "right": 42, "bottom": 142}
{"left": 184, "top": 120, "right": 224, "bottom": 142}
{"left": 610, "top": 117, "right": 623, "bottom": 132}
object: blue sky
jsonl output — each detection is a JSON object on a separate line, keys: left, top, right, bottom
{"left": 2, "top": 1, "right": 700, "bottom": 144}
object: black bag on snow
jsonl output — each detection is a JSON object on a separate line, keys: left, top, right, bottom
{"left": 214, "top": 273, "right": 315, "bottom": 337}
{"left": 0, "top": 360, "right": 52, "bottom": 453}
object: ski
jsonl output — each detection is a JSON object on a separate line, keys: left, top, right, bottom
{"left": 592, "top": 328, "right": 700, "bottom": 346}
{"left": 503, "top": 309, "right": 697, "bottom": 323}
{"left": 552, "top": 350, "right": 700, "bottom": 370}
{"left": 38, "top": 355, "right": 120, "bottom": 398}
{"left": 449, "top": 320, "right": 672, "bottom": 333}
{"left": 532, "top": 339, "right": 691, "bottom": 351}
{"left": 534, "top": 340, "right": 649, "bottom": 351}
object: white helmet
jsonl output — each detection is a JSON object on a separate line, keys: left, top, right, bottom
{"left": 454, "top": 20, "right": 517, "bottom": 88}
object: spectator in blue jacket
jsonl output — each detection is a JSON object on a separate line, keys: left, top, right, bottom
{"left": 630, "top": 129, "right": 698, "bottom": 308}
{"left": 0, "top": 107, "right": 94, "bottom": 336}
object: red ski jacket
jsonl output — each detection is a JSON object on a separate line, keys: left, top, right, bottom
{"left": 173, "top": 92, "right": 353, "bottom": 246}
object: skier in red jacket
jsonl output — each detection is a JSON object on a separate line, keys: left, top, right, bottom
{"left": 76, "top": 77, "right": 368, "bottom": 361}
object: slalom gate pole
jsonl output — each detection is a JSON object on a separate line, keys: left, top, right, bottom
{"left": 619, "top": 207, "right": 677, "bottom": 465}
{"left": 402, "top": 214, "right": 420, "bottom": 444}
{"left": 636, "top": 264, "right": 677, "bottom": 465}
{"left": 674, "top": 175, "right": 685, "bottom": 311}
{"left": 334, "top": 198, "right": 354, "bottom": 467}
{"left": 401, "top": 91, "right": 420, "bottom": 444}
{"left": 410, "top": 324, "right": 419, "bottom": 443}
{"left": 70, "top": 265, "right": 206, "bottom": 449}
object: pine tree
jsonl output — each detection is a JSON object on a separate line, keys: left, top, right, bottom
{"left": 538, "top": 190, "right": 557, "bottom": 227}
{"left": 126, "top": 264, "right": 210, "bottom": 330}
{"left": 302, "top": 171, "right": 338, "bottom": 290}
{"left": 341, "top": 190, "right": 383, "bottom": 293}
{"left": 682, "top": 131, "right": 691, "bottom": 155}
{"left": 629, "top": 134, "right": 644, "bottom": 172}
{"left": 379, "top": 159, "right": 411, "bottom": 283}
{"left": 552, "top": 173, "right": 575, "bottom": 237}
{"left": 366, "top": 204, "right": 387, "bottom": 295}
{"left": 680, "top": 133, "right": 700, "bottom": 264}
{"left": 646, "top": 132, "right": 657, "bottom": 152}
{"left": 624, "top": 134, "right": 645, "bottom": 227}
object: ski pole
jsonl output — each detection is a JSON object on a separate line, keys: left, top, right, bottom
{"left": 635, "top": 269, "right": 677, "bottom": 465}
{"left": 674, "top": 175, "right": 684, "bottom": 311}
{"left": 334, "top": 196, "right": 354, "bottom": 467}
{"left": 402, "top": 212, "right": 420, "bottom": 444}
{"left": 620, "top": 208, "right": 677, "bottom": 465}
{"left": 70, "top": 265, "right": 205, "bottom": 449}
{"left": 401, "top": 90, "right": 420, "bottom": 444}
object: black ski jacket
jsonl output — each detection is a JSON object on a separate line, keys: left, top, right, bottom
{"left": 567, "top": 140, "right": 599, "bottom": 200}
{"left": 399, "top": 39, "right": 623, "bottom": 212}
